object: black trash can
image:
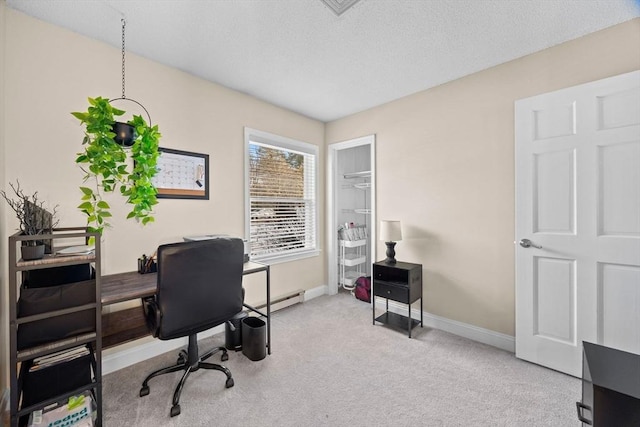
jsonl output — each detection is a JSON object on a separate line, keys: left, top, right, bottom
{"left": 242, "top": 317, "right": 266, "bottom": 361}
{"left": 225, "top": 311, "right": 248, "bottom": 351}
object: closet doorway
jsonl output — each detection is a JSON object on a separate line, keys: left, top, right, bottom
{"left": 327, "top": 135, "right": 376, "bottom": 296}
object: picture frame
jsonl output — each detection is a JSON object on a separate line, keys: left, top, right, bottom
{"left": 152, "top": 147, "right": 209, "bottom": 200}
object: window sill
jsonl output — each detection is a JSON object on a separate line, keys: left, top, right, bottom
{"left": 252, "top": 249, "right": 321, "bottom": 265}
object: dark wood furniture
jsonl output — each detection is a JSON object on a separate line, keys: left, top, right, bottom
{"left": 577, "top": 342, "right": 640, "bottom": 426}
{"left": 101, "top": 261, "right": 272, "bottom": 354}
{"left": 8, "top": 230, "right": 271, "bottom": 426}
{"left": 8, "top": 228, "right": 102, "bottom": 427}
{"left": 101, "top": 271, "right": 155, "bottom": 348}
{"left": 372, "top": 260, "right": 423, "bottom": 338}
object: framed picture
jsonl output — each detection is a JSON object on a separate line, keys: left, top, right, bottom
{"left": 152, "top": 147, "right": 209, "bottom": 199}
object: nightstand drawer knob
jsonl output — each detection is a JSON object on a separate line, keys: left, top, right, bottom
{"left": 387, "top": 290, "right": 391, "bottom": 294}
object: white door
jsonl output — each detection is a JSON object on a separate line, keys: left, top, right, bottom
{"left": 515, "top": 70, "right": 640, "bottom": 377}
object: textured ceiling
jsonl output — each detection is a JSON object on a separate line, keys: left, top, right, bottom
{"left": 6, "top": 0, "right": 640, "bottom": 122}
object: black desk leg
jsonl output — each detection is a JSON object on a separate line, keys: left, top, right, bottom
{"left": 372, "top": 296, "right": 375, "bottom": 325}
{"left": 408, "top": 299, "right": 412, "bottom": 339}
{"left": 266, "top": 265, "right": 271, "bottom": 355}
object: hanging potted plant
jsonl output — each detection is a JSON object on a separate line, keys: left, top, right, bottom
{"left": 71, "top": 96, "right": 161, "bottom": 241}
{"left": 1, "top": 180, "right": 60, "bottom": 260}
{"left": 71, "top": 21, "right": 160, "bottom": 241}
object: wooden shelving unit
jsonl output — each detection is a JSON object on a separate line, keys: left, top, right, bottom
{"left": 8, "top": 228, "right": 102, "bottom": 427}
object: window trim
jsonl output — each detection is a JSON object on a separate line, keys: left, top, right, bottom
{"left": 244, "top": 127, "right": 319, "bottom": 263}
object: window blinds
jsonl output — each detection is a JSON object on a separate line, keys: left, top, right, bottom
{"left": 248, "top": 141, "right": 317, "bottom": 259}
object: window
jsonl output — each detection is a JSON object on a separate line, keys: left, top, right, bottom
{"left": 245, "top": 128, "right": 318, "bottom": 262}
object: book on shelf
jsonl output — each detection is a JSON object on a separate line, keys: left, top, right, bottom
{"left": 17, "top": 332, "right": 96, "bottom": 360}
{"left": 338, "top": 223, "right": 368, "bottom": 241}
{"left": 28, "top": 391, "right": 95, "bottom": 427}
{"left": 29, "top": 346, "right": 90, "bottom": 372}
{"left": 55, "top": 245, "right": 95, "bottom": 256}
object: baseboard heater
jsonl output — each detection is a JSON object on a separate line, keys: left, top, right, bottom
{"left": 253, "top": 289, "right": 305, "bottom": 313}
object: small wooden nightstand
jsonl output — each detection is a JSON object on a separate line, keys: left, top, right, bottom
{"left": 372, "top": 261, "right": 423, "bottom": 338}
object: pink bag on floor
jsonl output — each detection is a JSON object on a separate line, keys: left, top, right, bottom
{"left": 354, "top": 276, "right": 371, "bottom": 303}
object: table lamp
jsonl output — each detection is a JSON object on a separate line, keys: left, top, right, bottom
{"left": 380, "top": 220, "right": 402, "bottom": 264}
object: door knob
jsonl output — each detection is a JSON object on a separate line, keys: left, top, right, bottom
{"left": 519, "top": 239, "right": 542, "bottom": 249}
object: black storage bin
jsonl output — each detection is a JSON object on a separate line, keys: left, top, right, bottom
{"left": 242, "top": 317, "right": 266, "bottom": 361}
{"left": 22, "top": 264, "right": 94, "bottom": 288}
{"left": 20, "top": 350, "right": 93, "bottom": 408}
{"left": 225, "top": 311, "right": 248, "bottom": 351}
{"left": 17, "top": 280, "right": 96, "bottom": 350}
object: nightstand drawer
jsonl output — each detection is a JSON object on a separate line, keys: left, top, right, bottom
{"left": 374, "top": 280, "right": 409, "bottom": 304}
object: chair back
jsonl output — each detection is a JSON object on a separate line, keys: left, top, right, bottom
{"left": 155, "top": 238, "right": 244, "bottom": 340}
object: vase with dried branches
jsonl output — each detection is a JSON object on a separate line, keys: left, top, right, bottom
{"left": 1, "top": 180, "right": 59, "bottom": 260}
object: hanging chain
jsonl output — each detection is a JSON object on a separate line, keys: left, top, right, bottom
{"left": 114, "top": 16, "right": 151, "bottom": 125}
{"left": 121, "top": 18, "right": 126, "bottom": 99}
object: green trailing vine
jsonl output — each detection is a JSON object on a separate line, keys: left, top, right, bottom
{"left": 72, "top": 96, "right": 160, "bottom": 239}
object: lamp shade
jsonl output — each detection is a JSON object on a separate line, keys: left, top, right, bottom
{"left": 379, "top": 220, "right": 402, "bottom": 242}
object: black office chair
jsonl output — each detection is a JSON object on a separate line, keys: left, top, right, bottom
{"left": 139, "top": 238, "right": 244, "bottom": 417}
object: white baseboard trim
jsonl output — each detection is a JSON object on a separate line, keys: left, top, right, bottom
{"left": 303, "top": 284, "right": 328, "bottom": 301}
{"left": 378, "top": 299, "right": 515, "bottom": 353}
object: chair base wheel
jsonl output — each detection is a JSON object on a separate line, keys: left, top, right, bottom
{"left": 140, "top": 337, "right": 236, "bottom": 417}
{"left": 170, "top": 404, "right": 181, "bottom": 417}
{"left": 221, "top": 353, "right": 229, "bottom": 362}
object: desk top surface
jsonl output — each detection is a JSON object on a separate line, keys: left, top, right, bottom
{"left": 101, "top": 261, "right": 268, "bottom": 305}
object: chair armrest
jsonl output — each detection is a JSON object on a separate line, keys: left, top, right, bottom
{"left": 142, "top": 296, "right": 161, "bottom": 338}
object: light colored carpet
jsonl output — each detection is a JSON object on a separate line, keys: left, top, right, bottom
{"left": 103, "top": 292, "right": 580, "bottom": 426}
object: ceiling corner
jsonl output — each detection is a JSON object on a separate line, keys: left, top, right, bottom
{"left": 320, "top": 0, "right": 361, "bottom": 17}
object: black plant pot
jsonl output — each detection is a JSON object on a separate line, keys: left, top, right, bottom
{"left": 112, "top": 122, "right": 136, "bottom": 147}
{"left": 21, "top": 244, "right": 45, "bottom": 261}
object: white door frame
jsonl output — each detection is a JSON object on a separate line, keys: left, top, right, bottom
{"left": 327, "top": 135, "right": 376, "bottom": 295}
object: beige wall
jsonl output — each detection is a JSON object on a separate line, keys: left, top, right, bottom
{"left": 0, "top": 8, "right": 325, "bottom": 385}
{"left": 1, "top": 5, "right": 639, "bottom": 388}
{"left": 0, "top": 0, "right": 7, "bottom": 390}
{"left": 326, "top": 18, "right": 640, "bottom": 336}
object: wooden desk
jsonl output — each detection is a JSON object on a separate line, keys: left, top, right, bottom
{"left": 101, "top": 262, "right": 271, "bottom": 354}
